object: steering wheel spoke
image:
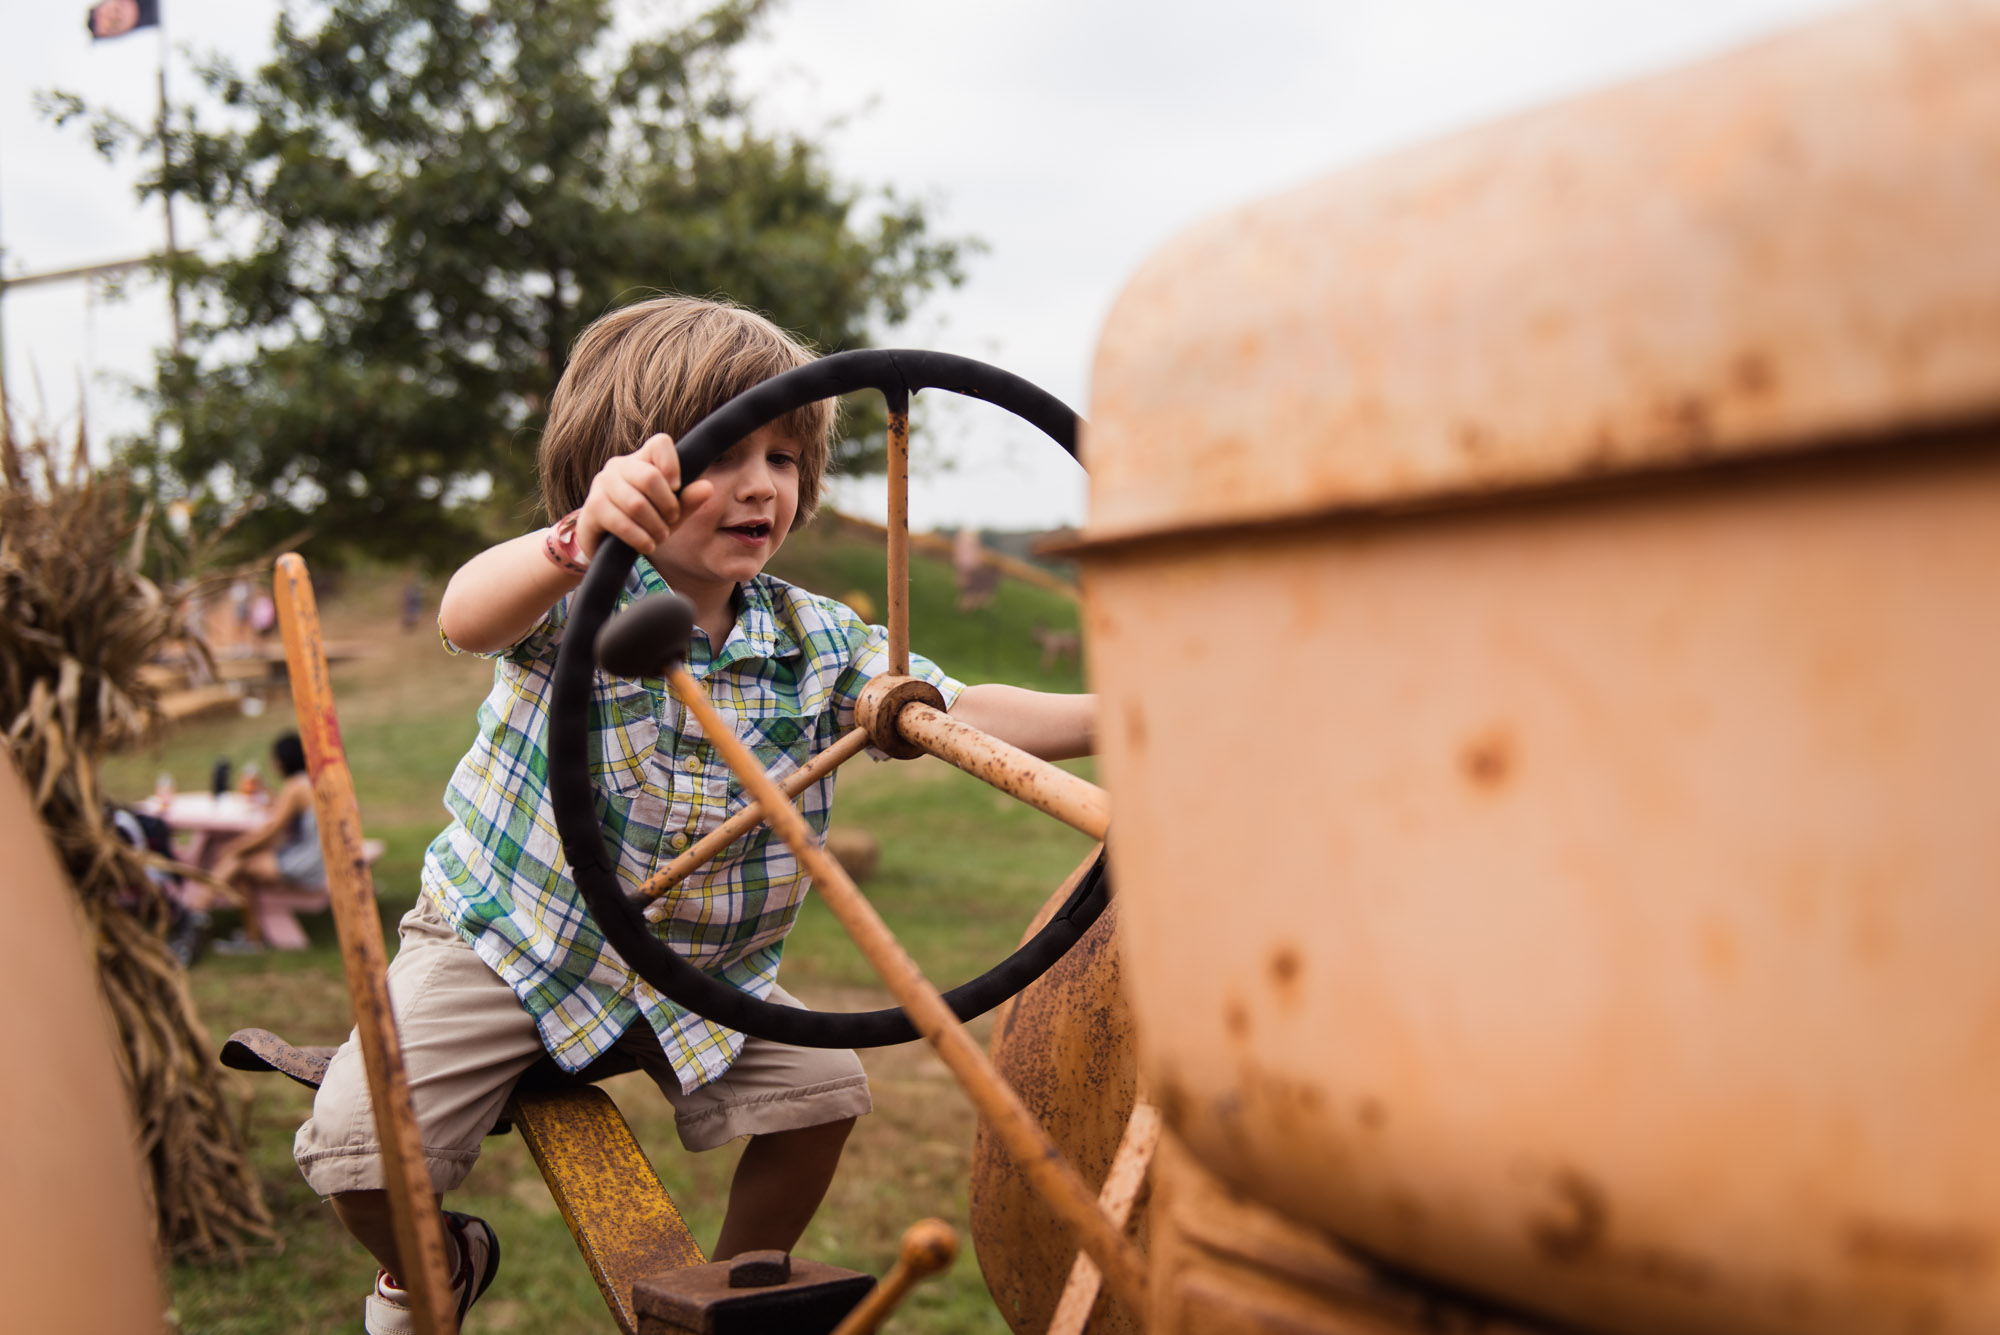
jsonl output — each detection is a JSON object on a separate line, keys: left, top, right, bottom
{"left": 628, "top": 726, "right": 873, "bottom": 916}
{"left": 885, "top": 388, "right": 911, "bottom": 677}
{"left": 856, "top": 674, "right": 1110, "bottom": 840}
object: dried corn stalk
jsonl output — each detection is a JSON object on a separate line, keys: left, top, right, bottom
{"left": 0, "top": 422, "right": 277, "bottom": 1263}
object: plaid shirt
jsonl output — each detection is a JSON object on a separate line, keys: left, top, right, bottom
{"left": 422, "top": 564, "right": 962, "bottom": 1091}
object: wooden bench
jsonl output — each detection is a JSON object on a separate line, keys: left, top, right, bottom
{"left": 245, "top": 837, "right": 384, "bottom": 950}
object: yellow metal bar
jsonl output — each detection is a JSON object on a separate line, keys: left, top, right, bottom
{"left": 509, "top": 1084, "right": 705, "bottom": 1334}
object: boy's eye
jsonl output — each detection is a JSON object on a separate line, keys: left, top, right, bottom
{"left": 769, "top": 450, "right": 799, "bottom": 470}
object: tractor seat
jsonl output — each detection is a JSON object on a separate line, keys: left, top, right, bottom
{"left": 220, "top": 1027, "right": 645, "bottom": 1134}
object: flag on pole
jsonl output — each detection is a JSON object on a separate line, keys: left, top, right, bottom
{"left": 86, "top": 0, "right": 159, "bottom": 41}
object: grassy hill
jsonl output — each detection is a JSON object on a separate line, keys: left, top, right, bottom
{"left": 104, "top": 521, "right": 1095, "bottom": 1335}
{"left": 770, "top": 518, "right": 1085, "bottom": 694}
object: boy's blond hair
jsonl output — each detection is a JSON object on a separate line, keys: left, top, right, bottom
{"left": 539, "top": 295, "right": 834, "bottom": 524}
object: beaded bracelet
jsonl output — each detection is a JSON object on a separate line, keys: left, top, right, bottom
{"left": 542, "top": 510, "right": 590, "bottom": 575}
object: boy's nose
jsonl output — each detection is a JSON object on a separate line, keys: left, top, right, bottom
{"left": 736, "top": 460, "right": 776, "bottom": 500}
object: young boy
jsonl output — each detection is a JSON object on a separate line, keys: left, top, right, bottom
{"left": 294, "top": 295, "right": 1094, "bottom": 1332}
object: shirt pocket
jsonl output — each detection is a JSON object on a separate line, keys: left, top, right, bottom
{"left": 739, "top": 713, "right": 812, "bottom": 782}
{"left": 589, "top": 679, "right": 661, "bottom": 796}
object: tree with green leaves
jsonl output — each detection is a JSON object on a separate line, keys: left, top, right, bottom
{"left": 52, "top": 0, "right": 969, "bottom": 563}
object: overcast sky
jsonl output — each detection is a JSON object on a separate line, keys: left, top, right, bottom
{"left": 2, "top": 0, "right": 1854, "bottom": 529}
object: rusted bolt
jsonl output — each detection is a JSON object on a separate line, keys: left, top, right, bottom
{"left": 855, "top": 674, "right": 944, "bottom": 759}
{"left": 727, "top": 1250, "right": 793, "bottom": 1288}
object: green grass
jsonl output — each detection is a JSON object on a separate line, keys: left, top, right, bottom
{"left": 116, "top": 532, "right": 1090, "bottom": 1334}
{"left": 769, "top": 522, "right": 1086, "bottom": 695}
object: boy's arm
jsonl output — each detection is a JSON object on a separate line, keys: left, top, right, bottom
{"left": 438, "top": 532, "right": 584, "bottom": 655}
{"left": 947, "top": 684, "right": 1097, "bottom": 762}
{"left": 439, "top": 433, "right": 709, "bottom": 654}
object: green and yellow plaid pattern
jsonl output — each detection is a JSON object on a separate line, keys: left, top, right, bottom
{"left": 422, "top": 562, "right": 961, "bottom": 1091}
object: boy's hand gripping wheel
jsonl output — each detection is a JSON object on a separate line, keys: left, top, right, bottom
{"left": 547, "top": 350, "right": 1148, "bottom": 1320}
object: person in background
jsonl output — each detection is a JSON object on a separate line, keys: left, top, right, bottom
{"left": 401, "top": 575, "right": 426, "bottom": 632}
{"left": 210, "top": 732, "right": 325, "bottom": 950}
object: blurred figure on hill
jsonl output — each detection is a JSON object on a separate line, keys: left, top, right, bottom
{"left": 954, "top": 526, "right": 1000, "bottom": 611}
{"left": 249, "top": 591, "right": 278, "bottom": 643}
{"left": 402, "top": 575, "right": 426, "bottom": 632}
{"left": 1035, "top": 625, "right": 1080, "bottom": 671}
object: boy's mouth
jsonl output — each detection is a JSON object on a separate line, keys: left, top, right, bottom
{"left": 723, "top": 519, "right": 772, "bottom": 541}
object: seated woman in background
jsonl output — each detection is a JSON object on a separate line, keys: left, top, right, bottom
{"left": 211, "top": 732, "right": 326, "bottom": 951}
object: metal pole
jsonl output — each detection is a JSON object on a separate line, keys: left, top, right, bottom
{"left": 274, "top": 554, "right": 459, "bottom": 1335}
{"left": 885, "top": 391, "right": 911, "bottom": 676}
{"left": 156, "top": 53, "right": 183, "bottom": 361}
{"left": 0, "top": 118, "right": 14, "bottom": 480}
{"left": 892, "top": 701, "right": 1111, "bottom": 840}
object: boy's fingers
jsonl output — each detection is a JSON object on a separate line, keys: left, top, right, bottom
{"left": 593, "top": 508, "right": 657, "bottom": 556}
{"left": 624, "top": 458, "right": 683, "bottom": 528}
{"left": 639, "top": 433, "right": 684, "bottom": 490}
{"left": 606, "top": 477, "right": 672, "bottom": 546}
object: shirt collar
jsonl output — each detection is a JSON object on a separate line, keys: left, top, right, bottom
{"left": 719, "top": 575, "right": 799, "bottom": 667}
{"left": 630, "top": 564, "right": 799, "bottom": 669}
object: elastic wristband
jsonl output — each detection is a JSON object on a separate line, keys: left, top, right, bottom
{"left": 542, "top": 511, "right": 590, "bottom": 575}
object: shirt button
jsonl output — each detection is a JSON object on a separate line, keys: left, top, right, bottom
{"left": 669, "top": 832, "right": 691, "bottom": 852}
{"left": 682, "top": 755, "right": 701, "bottom": 773}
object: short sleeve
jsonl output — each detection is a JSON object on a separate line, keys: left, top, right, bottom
{"left": 438, "top": 597, "right": 567, "bottom": 665}
{"left": 828, "top": 611, "right": 965, "bottom": 741}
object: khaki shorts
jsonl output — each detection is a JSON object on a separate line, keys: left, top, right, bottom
{"left": 295, "top": 897, "right": 870, "bottom": 1196}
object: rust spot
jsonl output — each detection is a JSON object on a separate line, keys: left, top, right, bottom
{"left": 1387, "top": 1190, "right": 1428, "bottom": 1231}
{"left": 1356, "top": 1097, "right": 1386, "bottom": 1132}
{"left": 1699, "top": 921, "right": 1738, "bottom": 982}
{"left": 1731, "top": 351, "right": 1777, "bottom": 398}
{"left": 1454, "top": 422, "right": 1493, "bottom": 459}
{"left": 1154, "top": 1077, "right": 1186, "bottom": 1127}
{"left": 1659, "top": 394, "right": 1714, "bottom": 445}
{"left": 1627, "top": 1244, "right": 1714, "bottom": 1293}
{"left": 1583, "top": 427, "right": 1620, "bottom": 470}
{"left": 1529, "top": 1168, "right": 1609, "bottom": 1263}
{"left": 1224, "top": 1000, "right": 1249, "bottom": 1037}
{"left": 1123, "top": 700, "right": 1148, "bottom": 755}
{"left": 1460, "top": 729, "right": 1515, "bottom": 791}
{"left": 1268, "top": 946, "right": 1302, "bottom": 993}
{"left": 1845, "top": 1219, "right": 1993, "bottom": 1274}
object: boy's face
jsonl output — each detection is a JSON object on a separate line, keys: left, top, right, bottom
{"left": 645, "top": 423, "right": 802, "bottom": 598}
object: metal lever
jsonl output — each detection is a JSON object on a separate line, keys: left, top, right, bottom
{"left": 829, "top": 1218, "right": 958, "bottom": 1335}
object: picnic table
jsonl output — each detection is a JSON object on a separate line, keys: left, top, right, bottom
{"left": 135, "top": 791, "right": 381, "bottom": 950}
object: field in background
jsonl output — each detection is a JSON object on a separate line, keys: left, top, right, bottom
{"left": 104, "top": 524, "right": 1092, "bottom": 1334}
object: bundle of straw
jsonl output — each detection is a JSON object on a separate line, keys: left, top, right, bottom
{"left": 0, "top": 422, "right": 277, "bottom": 1263}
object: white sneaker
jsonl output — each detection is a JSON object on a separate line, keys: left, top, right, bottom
{"left": 363, "top": 1211, "right": 501, "bottom": 1334}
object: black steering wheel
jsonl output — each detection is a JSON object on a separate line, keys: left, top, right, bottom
{"left": 547, "top": 349, "right": 1109, "bottom": 1048}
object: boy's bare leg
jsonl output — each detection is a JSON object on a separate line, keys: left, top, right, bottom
{"left": 329, "top": 1189, "right": 453, "bottom": 1281}
{"left": 712, "top": 1118, "right": 855, "bottom": 1259}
